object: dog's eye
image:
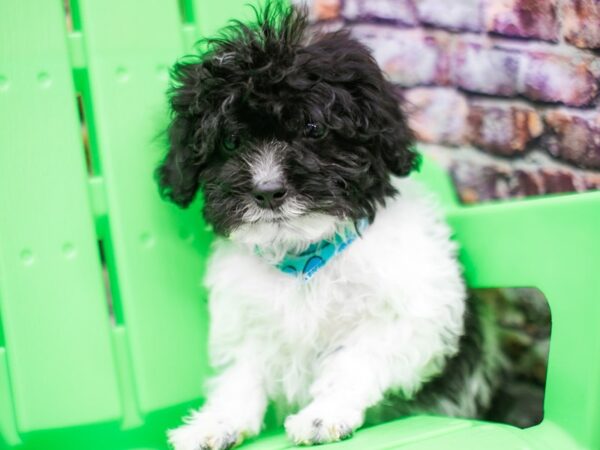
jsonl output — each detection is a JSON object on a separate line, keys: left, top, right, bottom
{"left": 304, "top": 122, "right": 325, "bottom": 139}
{"left": 222, "top": 134, "right": 239, "bottom": 153}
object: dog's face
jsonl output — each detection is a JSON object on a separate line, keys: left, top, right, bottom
{"left": 157, "top": 4, "right": 418, "bottom": 247}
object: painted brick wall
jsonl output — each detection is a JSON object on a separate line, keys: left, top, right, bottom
{"left": 303, "top": 0, "right": 600, "bottom": 203}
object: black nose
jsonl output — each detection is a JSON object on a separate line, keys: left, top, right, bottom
{"left": 252, "top": 181, "right": 288, "bottom": 209}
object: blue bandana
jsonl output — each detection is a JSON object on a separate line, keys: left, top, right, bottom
{"left": 257, "top": 218, "right": 369, "bottom": 282}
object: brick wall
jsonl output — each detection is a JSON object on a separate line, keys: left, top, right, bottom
{"left": 303, "top": 0, "right": 600, "bottom": 203}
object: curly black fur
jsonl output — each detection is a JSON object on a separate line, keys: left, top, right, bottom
{"left": 156, "top": 1, "right": 419, "bottom": 235}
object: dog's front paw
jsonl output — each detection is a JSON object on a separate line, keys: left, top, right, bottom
{"left": 167, "top": 413, "right": 242, "bottom": 450}
{"left": 284, "top": 403, "right": 363, "bottom": 445}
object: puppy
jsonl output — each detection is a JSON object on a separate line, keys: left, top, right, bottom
{"left": 158, "top": 3, "right": 501, "bottom": 449}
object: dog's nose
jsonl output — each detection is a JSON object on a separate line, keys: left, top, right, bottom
{"left": 252, "top": 181, "right": 288, "bottom": 209}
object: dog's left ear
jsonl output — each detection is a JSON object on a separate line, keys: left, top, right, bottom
{"left": 374, "top": 80, "right": 420, "bottom": 178}
{"left": 351, "top": 39, "right": 420, "bottom": 178}
{"left": 306, "top": 31, "right": 420, "bottom": 177}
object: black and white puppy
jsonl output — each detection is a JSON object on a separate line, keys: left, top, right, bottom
{"left": 158, "top": 4, "right": 500, "bottom": 449}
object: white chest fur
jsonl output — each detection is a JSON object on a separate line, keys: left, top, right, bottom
{"left": 168, "top": 179, "right": 472, "bottom": 450}
{"left": 204, "top": 179, "right": 466, "bottom": 406}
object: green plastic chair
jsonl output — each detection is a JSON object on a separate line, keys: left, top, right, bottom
{"left": 1, "top": 1, "right": 599, "bottom": 449}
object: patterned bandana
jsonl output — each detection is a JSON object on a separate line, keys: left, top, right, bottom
{"left": 257, "top": 218, "right": 369, "bottom": 282}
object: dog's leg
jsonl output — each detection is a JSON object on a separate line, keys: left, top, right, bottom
{"left": 284, "top": 319, "right": 461, "bottom": 445}
{"left": 283, "top": 347, "right": 378, "bottom": 445}
{"left": 168, "top": 360, "right": 266, "bottom": 450}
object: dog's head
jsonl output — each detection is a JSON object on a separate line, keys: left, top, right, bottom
{"left": 157, "top": 2, "right": 418, "bottom": 248}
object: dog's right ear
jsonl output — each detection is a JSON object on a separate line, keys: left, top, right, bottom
{"left": 156, "top": 114, "right": 204, "bottom": 208}
{"left": 156, "top": 61, "right": 210, "bottom": 208}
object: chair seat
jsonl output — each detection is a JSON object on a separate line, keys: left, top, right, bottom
{"left": 240, "top": 416, "right": 578, "bottom": 450}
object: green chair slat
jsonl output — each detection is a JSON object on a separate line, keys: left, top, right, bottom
{"left": 76, "top": 0, "right": 212, "bottom": 413}
{"left": 0, "top": 349, "right": 19, "bottom": 446}
{"left": 448, "top": 191, "right": 600, "bottom": 449}
{"left": 0, "top": 0, "right": 121, "bottom": 433}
